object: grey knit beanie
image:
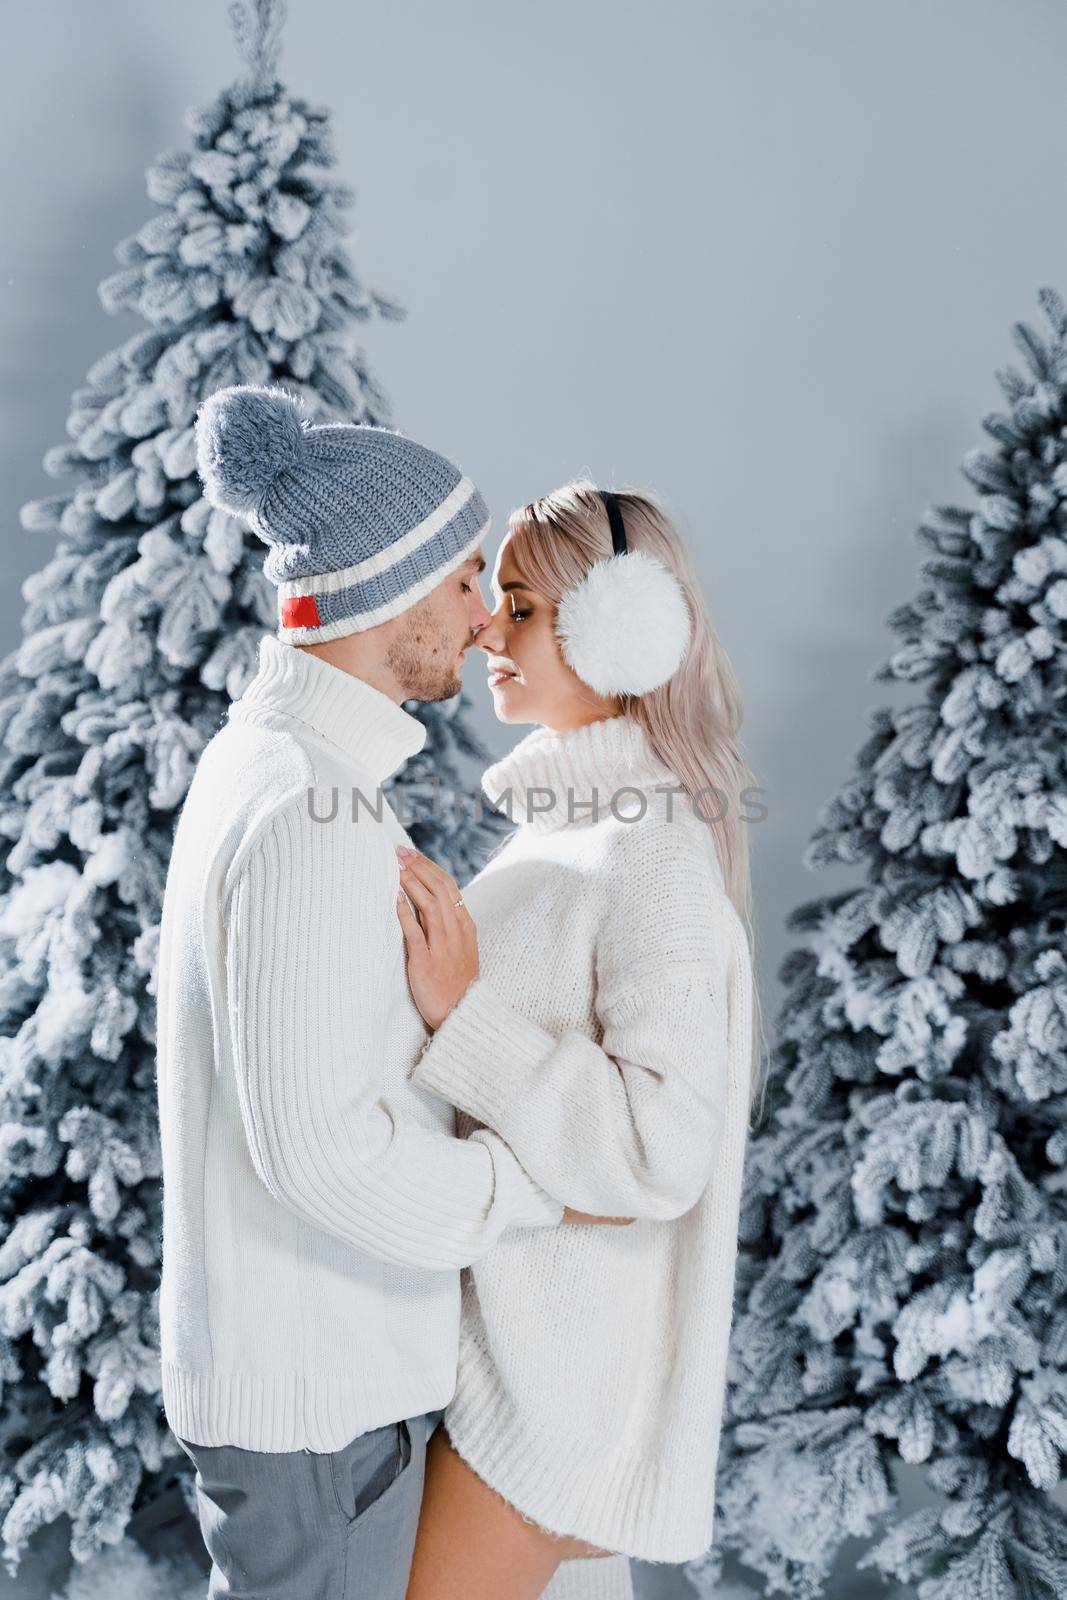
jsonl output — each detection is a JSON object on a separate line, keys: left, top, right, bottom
{"left": 194, "top": 384, "right": 490, "bottom": 644}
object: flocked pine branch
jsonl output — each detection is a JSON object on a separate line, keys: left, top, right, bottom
{"left": 0, "top": 0, "right": 498, "bottom": 1575}
{"left": 686, "top": 287, "right": 1067, "bottom": 1600}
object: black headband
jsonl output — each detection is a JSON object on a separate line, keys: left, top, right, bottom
{"left": 598, "top": 489, "right": 628, "bottom": 556}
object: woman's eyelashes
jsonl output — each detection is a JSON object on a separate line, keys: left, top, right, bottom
{"left": 488, "top": 592, "right": 532, "bottom": 623}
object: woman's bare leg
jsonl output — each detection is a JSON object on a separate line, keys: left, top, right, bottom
{"left": 405, "top": 1423, "right": 617, "bottom": 1600}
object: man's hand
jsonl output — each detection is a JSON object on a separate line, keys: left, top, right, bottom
{"left": 395, "top": 846, "right": 479, "bottom": 1032}
{"left": 562, "top": 1208, "right": 635, "bottom": 1225}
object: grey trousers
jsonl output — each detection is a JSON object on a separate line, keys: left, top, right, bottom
{"left": 177, "top": 1408, "right": 444, "bottom": 1599}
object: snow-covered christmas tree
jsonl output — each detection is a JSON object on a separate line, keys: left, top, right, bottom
{"left": 688, "top": 287, "right": 1067, "bottom": 1600}
{"left": 0, "top": 0, "right": 499, "bottom": 1582}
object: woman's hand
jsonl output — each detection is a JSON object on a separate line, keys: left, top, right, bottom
{"left": 396, "top": 845, "right": 635, "bottom": 1226}
{"left": 395, "top": 846, "right": 479, "bottom": 1031}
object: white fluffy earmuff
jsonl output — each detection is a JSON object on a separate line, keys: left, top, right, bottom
{"left": 554, "top": 492, "right": 691, "bottom": 697}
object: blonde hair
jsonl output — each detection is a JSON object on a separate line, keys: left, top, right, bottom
{"left": 505, "top": 480, "right": 770, "bottom": 1122}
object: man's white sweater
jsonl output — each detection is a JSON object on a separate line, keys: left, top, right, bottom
{"left": 154, "top": 633, "right": 564, "bottom": 1453}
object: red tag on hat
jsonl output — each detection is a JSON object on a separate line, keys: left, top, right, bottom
{"left": 281, "top": 595, "right": 321, "bottom": 629}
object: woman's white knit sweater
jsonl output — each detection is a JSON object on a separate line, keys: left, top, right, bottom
{"left": 409, "top": 714, "right": 755, "bottom": 1564}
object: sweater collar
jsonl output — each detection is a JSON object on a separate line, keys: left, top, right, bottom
{"left": 482, "top": 714, "right": 677, "bottom": 833}
{"left": 229, "top": 633, "right": 426, "bottom": 783}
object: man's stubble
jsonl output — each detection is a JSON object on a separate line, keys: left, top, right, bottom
{"left": 384, "top": 595, "right": 464, "bottom": 703}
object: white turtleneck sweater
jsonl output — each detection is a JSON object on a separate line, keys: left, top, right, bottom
{"left": 409, "top": 715, "right": 755, "bottom": 1564}
{"left": 154, "top": 633, "right": 564, "bottom": 1453}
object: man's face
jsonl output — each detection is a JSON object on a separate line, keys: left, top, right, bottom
{"left": 384, "top": 550, "right": 491, "bottom": 702}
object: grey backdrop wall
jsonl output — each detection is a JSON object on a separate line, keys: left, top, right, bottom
{"left": 5, "top": 0, "right": 1067, "bottom": 1020}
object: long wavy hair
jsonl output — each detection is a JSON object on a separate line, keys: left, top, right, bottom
{"left": 504, "top": 480, "right": 769, "bottom": 1121}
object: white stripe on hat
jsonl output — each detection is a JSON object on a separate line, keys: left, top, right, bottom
{"left": 276, "top": 475, "right": 478, "bottom": 600}
{"left": 275, "top": 518, "right": 490, "bottom": 645}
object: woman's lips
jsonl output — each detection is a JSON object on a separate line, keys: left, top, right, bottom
{"left": 487, "top": 669, "right": 518, "bottom": 688}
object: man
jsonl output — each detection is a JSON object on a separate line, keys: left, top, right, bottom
{"left": 154, "top": 384, "right": 584, "bottom": 1599}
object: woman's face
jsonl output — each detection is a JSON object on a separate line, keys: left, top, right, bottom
{"left": 477, "top": 534, "right": 620, "bottom": 731}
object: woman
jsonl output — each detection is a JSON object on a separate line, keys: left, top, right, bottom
{"left": 395, "top": 482, "right": 765, "bottom": 1600}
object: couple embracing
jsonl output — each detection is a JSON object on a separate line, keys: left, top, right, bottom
{"left": 154, "top": 384, "right": 762, "bottom": 1600}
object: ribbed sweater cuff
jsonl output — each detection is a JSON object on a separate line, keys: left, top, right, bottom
{"left": 412, "top": 977, "right": 555, "bottom": 1136}
{"left": 469, "top": 1129, "right": 565, "bottom": 1230}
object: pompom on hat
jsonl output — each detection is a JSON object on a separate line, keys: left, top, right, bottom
{"left": 195, "top": 384, "right": 490, "bottom": 644}
{"left": 554, "top": 490, "right": 691, "bottom": 697}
